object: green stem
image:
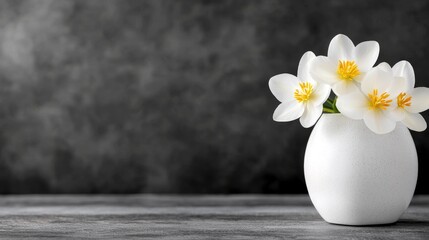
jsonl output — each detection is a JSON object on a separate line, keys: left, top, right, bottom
{"left": 325, "top": 98, "right": 334, "bottom": 106}
{"left": 323, "top": 97, "right": 340, "bottom": 113}
{"left": 332, "top": 96, "right": 339, "bottom": 113}
{"left": 323, "top": 99, "right": 334, "bottom": 109}
{"left": 323, "top": 107, "right": 336, "bottom": 113}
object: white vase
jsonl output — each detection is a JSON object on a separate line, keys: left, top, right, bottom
{"left": 304, "top": 113, "right": 418, "bottom": 226}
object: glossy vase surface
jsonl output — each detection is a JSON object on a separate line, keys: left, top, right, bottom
{"left": 304, "top": 114, "right": 418, "bottom": 225}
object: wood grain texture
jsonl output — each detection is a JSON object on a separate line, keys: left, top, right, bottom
{"left": 0, "top": 195, "right": 427, "bottom": 239}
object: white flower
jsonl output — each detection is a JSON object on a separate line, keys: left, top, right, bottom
{"left": 310, "top": 34, "right": 380, "bottom": 96}
{"left": 387, "top": 61, "right": 429, "bottom": 131}
{"left": 336, "top": 64, "right": 397, "bottom": 134}
{"left": 269, "top": 51, "right": 331, "bottom": 128}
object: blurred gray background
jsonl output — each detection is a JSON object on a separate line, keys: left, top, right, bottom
{"left": 0, "top": 0, "right": 428, "bottom": 194}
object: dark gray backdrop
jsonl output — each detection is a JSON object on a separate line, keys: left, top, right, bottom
{"left": 0, "top": 0, "right": 428, "bottom": 194}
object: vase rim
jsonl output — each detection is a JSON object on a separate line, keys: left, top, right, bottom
{"left": 320, "top": 113, "right": 363, "bottom": 125}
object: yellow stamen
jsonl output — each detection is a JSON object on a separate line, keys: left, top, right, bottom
{"left": 367, "top": 89, "right": 392, "bottom": 111}
{"left": 397, "top": 92, "right": 412, "bottom": 108}
{"left": 337, "top": 60, "right": 360, "bottom": 81}
{"left": 294, "top": 82, "right": 313, "bottom": 103}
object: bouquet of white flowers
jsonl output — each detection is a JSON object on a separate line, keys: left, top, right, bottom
{"left": 269, "top": 34, "right": 429, "bottom": 134}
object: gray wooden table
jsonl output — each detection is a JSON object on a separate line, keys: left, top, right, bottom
{"left": 0, "top": 195, "right": 427, "bottom": 239}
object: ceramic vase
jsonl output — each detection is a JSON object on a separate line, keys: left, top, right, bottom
{"left": 304, "top": 113, "right": 418, "bottom": 225}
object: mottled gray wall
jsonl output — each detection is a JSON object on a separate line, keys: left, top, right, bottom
{"left": 0, "top": 0, "right": 428, "bottom": 193}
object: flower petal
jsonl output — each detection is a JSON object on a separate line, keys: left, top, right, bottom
{"left": 310, "top": 56, "right": 338, "bottom": 85}
{"left": 387, "top": 107, "right": 407, "bottom": 121}
{"left": 311, "top": 83, "right": 331, "bottom": 106}
{"left": 299, "top": 104, "right": 323, "bottom": 128}
{"left": 376, "top": 62, "right": 392, "bottom": 73}
{"left": 363, "top": 110, "right": 396, "bottom": 134}
{"left": 361, "top": 67, "right": 393, "bottom": 94}
{"left": 388, "top": 77, "right": 409, "bottom": 97}
{"left": 353, "top": 41, "right": 380, "bottom": 72}
{"left": 408, "top": 87, "right": 429, "bottom": 113}
{"left": 332, "top": 81, "right": 360, "bottom": 96}
{"left": 336, "top": 90, "right": 368, "bottom": 120}
{"left": 392, "top": 60, "right": 415, "bottom": 92}
{"left": 269, "top": 73, "right": 299, "bottom": 102}
{"left": 328, "top": 34, "right": 354, "bottom": 60}
{"left": 353, "top": 72, "right": 366, "bottom": 83}
{"left": 297, "top": 51, "right": 316, "bottom": 83}
{"left": 401, "top": 112, "right": 427, "bottom": 132}
{"left": 273, "top": 102, "right": 305, "bottom": 122}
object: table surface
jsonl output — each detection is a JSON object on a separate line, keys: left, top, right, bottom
{"left": 0, "top": 195, "right": 427, "bottom": 239}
